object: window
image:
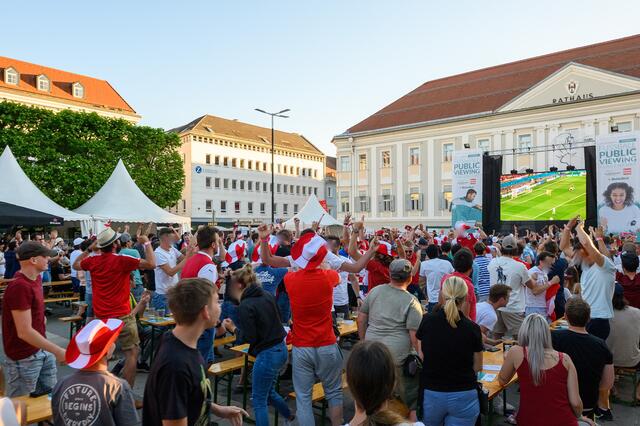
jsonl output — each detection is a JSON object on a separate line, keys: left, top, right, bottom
{"left": 296, "top": 167, "right": 300, "bottom": 175}
{"left": 302, "top": 168, "right": 306, "bottom": 177}
{"left": 409, "top": 187, "right": 421, "bottom": 211}
{"left": 214, "top": 156, "right": 220, "bottom": 165}
{"left": 616, "top": 121, "right": 633, "bottom": 133}
{"left": 263, "top": 163, "right": 267, "bottom": 172}
{"left": 296, "top": 185, "right": 300, "bottom": 195}
{"left": 240, "top": 159, "right": 244, "bottom": 168}
{"left": 357, "top": 191, "right": 369, "bottom": 212}
{"left": 339, "top": 156, "right": 351, "bottom": 172}
{"left": 248, "top": 202, "right": 253, "bottom": 214}
{"left": 214, "top": 178, "right": 220, "bottom": 189}
{"left": 518, "top": 134, "right": 532, "bottom": 152}
{"left": 314, "top": 188, "right": 318, "bottom": 196}
{"left": 381, "top": 151, "right": 391, "bottom": 168}
{"left": 477, "top": 138, "right": 490, "bottom": 152}
{"left": 205, "top": 154, "right": 211, "bottom": 164}
{"left": 381, "top": 189, "right": 393, "bottom": 212}
{"left": 260, "top": 203, "right": 266, "bottom": 214}
{"left": 442, "top": 185, "right": 453, "bottom": 211}
{"left": 231, "top": 180, "right": 237, "bottom": 190}
{"left": 263, "top": 182, "right": 267, "bottom": 192}
{"left": 248, "top": 181, "right": 253, "bottom": 191}
{"left": 274, "top": 203, "right": 277, "bottom": 214}
{"left": 235, "top": 202, "right": 240, "bottom": 214}
{"left": 232, "top": 158, "right": 237, "bottom": 167}
{"left": 248, "top": 160, "right": 253, "bottom": 170}
{"left": 256, "top": 181, "right": 261, "bottom": 192}
{"left": 409, "top": 147, "right": 420, "bottom": 166}
{"left": 277, "top": 184, "right": 282, "bottom": 193}
{"left": 327, "top": 187, "right": 333, "bottom": 197}
{"left": 284, "top": 185, "right": 288, "bottom": 194}
{"left": 443, "top": 143, "right": 454, "bottom": 162}
{"left": 205, "top": 177, "right": 211, "bottom": 188}
{"left": 256, "top": 161, "right": 261, "bottom": 170}
{"left": 182, "top": 200, "right": 186, "bottom": 211}
{"left": 36, "top": 74, "right": 49, "bottom": 91}
{"left": 294, "top": 204, "right": 299, "bottom": 214}
{"left": 359, "top": 154, "right": 367, "bottom": 171}
{"left": 284, "top": 165, "right": 288, "bottom": 174}
{"left": 205, "top": 200, "right": 212, "bottom": 212}
{"left": 278, "top": 164, "right": 281, "bottom": 173}
{"left": 240, "top": 180, "right": 245, "bottom": 190}
{"left": 223, "top": 179, "right": 229, "bottom": 189}
{"left": 72, "top": 82, "right": 84, "bottom": 98}
{"left": 220, "top": 201, "right": 227, "bottom": 213}
{"left": 340, "top": 191, "right": 350, "bottom": 213}
{"left": 303, "top": 187, "right": 307, "bottom": 195}
{"left": 313, "top": 170, "right": 318, "bottom": 178}
{"left": 4, "top": 67, "right": 18, "bottom": 85}
{"left": 223, "top": 157, "right": 229, "bottom": 166}
{"left": 284, "top": 204, "right": 289, "bottom": 215}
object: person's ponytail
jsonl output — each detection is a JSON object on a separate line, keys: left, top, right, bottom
{"left": 363, "top": 409, "right": 406, "bottom": 425}
{"left": 441, "top": 276, "right": 468, "bottom": 328}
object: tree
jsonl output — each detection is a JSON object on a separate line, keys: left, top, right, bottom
{"left": 0, "top": 102, "right": 184, "bottom": 209}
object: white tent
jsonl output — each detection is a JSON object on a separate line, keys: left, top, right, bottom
{"left": 74, "top": 159, "right": 191, "bottom": 232}
{"left": 0, "top": 146, "right": 92, "bottom": 226}
{"left": 283, "top": 194, "right": 340, "bottom": 228}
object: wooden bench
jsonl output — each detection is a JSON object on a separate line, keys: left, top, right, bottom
{"left": 60, "top": 315, "right": 84, "bottom": 339}
{"left": 214, "top": 335, "right": 236, "bottom": 348}
{"left": 612, "top": 367, "right": 639, "bottom": 406}
{"left": 288, "top": 373, "right": 348, "bottom": 422}
{"left": 208, "top": 357, "right": 246, "bottom": 406}
{"left": 44, "top": 296, "right": 79, "bottom": 305}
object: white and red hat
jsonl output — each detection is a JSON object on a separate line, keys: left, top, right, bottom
{"left": 252, "top": 235, "right": 279, "bottom": 263}
{"left": 290, "top": 232, "right": 328, "bottom": 270}
{"left": 225, "top": 240, "right": 247, "bottom": 264}
{"left": 376, "top": 241, "right": 397, "bottom": 257}
{"left": 66, "top": 319, "right": 123, "bottom": 369}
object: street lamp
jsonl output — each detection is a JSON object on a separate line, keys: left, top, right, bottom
{"left": 255, "top": 108, "right": 290, "bottom": 224}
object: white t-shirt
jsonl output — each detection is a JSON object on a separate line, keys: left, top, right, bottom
{"left": 154, "top": 246, "right": 182, "bottom": 294}
{"left": 488, "top": 256, "right": 529, "bottom": 314}
{"left": 333, "top": 255, "right": 352, "bottom": 306}
{"left": 581, "top": 256, "right": 616, "bottom": 319}
{"left": 419, "top": 258, "right": 454, "bottom": 303}
{"left": 599, "top": 204, "right": 640, "bottom": 234}
{"left": 476, "top": 301, "right": 497, "bottom": 331}
{"left": 69, "top": 249, "right": 83, "bottom": 278}
{"left": 526, "top": 266, "right": 549, "bottom": 308}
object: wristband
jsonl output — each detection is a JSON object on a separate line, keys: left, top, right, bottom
{"left": 143, "top": 242, "right": 151, "bottom": 248}
{"left": 595, "top": 237, "right": 604, "bottom": 242}
{"left": 261, "top": 237, "right": 270, "bottom": 243}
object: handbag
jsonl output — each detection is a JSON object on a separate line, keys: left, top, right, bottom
{"left": 402, "top": 353, "right": 423, "bottom": 377}
{"left": 476, "top": 382, "right": 489, "bottom": 415}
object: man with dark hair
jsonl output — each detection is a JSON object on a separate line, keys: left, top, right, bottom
{"left": 488, "top": 235, "right": 533, "bottom": 338}
{"left": 525, "top": 251, "right": 559, "bottom": 318}
{"left": 143, "top": 278, "right": 247, "bottom": 425}
{"left": 472, "top": 242, "right": 491, "bottom": 302}
{"left": 476, "top": 284, "right": 511, "bottom": 344}
{"left": 417, "top": 244, "right": 453, "bottom": 313}
{"left": 544, "top": 238, "right": 569, "bottom": 318}
{"left": 275, "top": 229, "right": 293, "bottom": 257}
{"left": 73, "top": 227, "right": 156, "bottom": 391}
{"left": 439, "top": 248, "right": 477, "bottom": 321}
{"left": 439, "top": 241, "right": 453, "bottom": 264}
{"left": 552, "top": 297, "right": 614, "bottom": 421}
{"left": 153, "top": 227, "right": 190, "bottom": 312}
{"left": 616, "top": 251, "right": 640, "bottom": 308}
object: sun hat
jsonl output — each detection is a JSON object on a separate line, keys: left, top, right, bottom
{"left": 16, "top": 241, "right": 59, "bottom": 260}
{"left": 290, "top": 232, "right": 328, "bottom": 270}
{"left": 376, "top": 241, "right": 397, "bottom": 257}
{"left": 252, "top": 235, "right": 279, "bottom": 263}
{"left": 65, "top": 319, "right": 123, "bottom": 369}
{"left": 96, "top": 227, "right": 119, "bottom": 248}
{"left": 73, "top": 237, "right": 84, "bottom": 247}
{"left": 225, "top": 240, "right": 247, "bottom": 263}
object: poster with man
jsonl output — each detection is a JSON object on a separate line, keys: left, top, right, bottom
{"left": 451, "top": 149, "right": 483, "bottom": 228}
{"left": 596, "top": 131, "right": 640, "bottom": 236}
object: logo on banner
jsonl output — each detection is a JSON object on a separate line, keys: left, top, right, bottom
{"left": 624, "top": 168, "right": 632, "bottom": 175}
{"left": 470, "top": 178, "right": 477, "bottom": 184}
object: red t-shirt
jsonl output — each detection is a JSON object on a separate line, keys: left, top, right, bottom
{"left": 284, "top": 269, "right": 340, "bottom": 347}
{"left": 514, "top": 258, "right": 531, "bottom": 270}
{"left": 616, "top": 271, "right": 640, "bottom": 309}
{"left": 456, "top": 234, "right": 478, "bottom": 255}
{"left": 81, "top": 252, "right": 141, "bottom": 319}
{"left": 440, "top": 271, "right": 477, "bottom": 322}
{"left": 408, "top": 252, "right": 420, "bottom": 285}
{"left": 366, "top": 259, "right": 391, "bottom": 292}
{"left": 2, "top": 271, "right": 46, "bottom": 360}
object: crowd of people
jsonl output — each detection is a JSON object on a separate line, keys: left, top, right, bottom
{"left": 0, "top": 215, "right": 639, "bottom": 426}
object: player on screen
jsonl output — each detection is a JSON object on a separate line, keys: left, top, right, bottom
{"left": 569, "top": 184, "right": 575, "bottom": 192}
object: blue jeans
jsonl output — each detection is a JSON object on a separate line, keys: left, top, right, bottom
{"left": 71, "top": 277, "right": 80, "bottom": 293}
{"left": 197, "top": 327, "right": 216, "bottom": 364}
{"left": 276, "top": 292, "right": 291, "bottom": 323}
{"left": 3, "top": 350, "right": 57, "bottom": 397}
{"left": 151, "top": 292, "right": 169, "bottom": 313}
{"left": 252, "top": 341, "right": 291, "bottom": 425}
{"left": 423, "top": 389, "right": 479, "bottom": 426}
{"left": 132, "top": 283, "right": 144, "bottom": 302}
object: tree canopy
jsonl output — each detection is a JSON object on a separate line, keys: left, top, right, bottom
{"left": 0, "top": 102, "right": 184, "bottom": 209}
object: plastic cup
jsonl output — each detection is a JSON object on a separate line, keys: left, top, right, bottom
{"left": 336, "top": 313, "right": 345, "bottom": 325}
{"left": 157, "top": 308, "right": 166, "bottom": 319}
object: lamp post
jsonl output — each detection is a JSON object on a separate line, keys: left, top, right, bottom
{"left": 255, "top": 108, "right": 290, "bottom": 224}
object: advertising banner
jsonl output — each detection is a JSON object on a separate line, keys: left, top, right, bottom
{"left": 596, "top": 132, "right": 640, "bottom": 236}
{"left": 451, "top": 149, "right": 483, "bottom": 227}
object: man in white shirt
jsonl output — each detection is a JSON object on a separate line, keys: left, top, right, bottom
{"left": 525, "top": 251, "right": 559, "bottom": 319}
{"left": 152, "top": 228, "right": 191, "bottom": 312}
{"left": 476, "top": 284, "right": 511, "bottom": 345}
{"left": 326, "top": 237, "right": 359, "bottom": 317}
{"left": 488, "top": 235, "right": 533, "bottom": 339}
{"left": 69, "top": 238, "right": 85, "bottom": 293}
{"left": 417, "top": 244, "right": 453, "bottom": 312}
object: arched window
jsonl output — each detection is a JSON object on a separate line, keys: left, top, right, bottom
{"left": 72, "top": 82, "right": 84, "bottom": 98}
{"left": 36, "top": 74, "right": 50, "bottom": 91}
{"left": 4, "top": 67, "right": 19, "bottom": 85}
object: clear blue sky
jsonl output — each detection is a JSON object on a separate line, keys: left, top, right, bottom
{"left": 4, "top": 1, "right": 640, "bottom": 156}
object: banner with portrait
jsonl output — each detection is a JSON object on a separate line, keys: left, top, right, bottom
{"left": 596, "top": 131, "right": 640, "bottom": 236}
{"left": 451, "top": 149, "right": 483, "bottom": 228}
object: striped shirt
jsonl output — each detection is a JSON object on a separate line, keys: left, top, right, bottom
{"left": 473, "top": 255, "right": 491, "bottom": 298}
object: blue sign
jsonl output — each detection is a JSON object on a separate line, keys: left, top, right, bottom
{"left": 195, "top": 166, "right": 203, "bottom": 174}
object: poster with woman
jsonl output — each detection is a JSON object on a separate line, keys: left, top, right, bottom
{"left": 596, "top": 132, "right": 640, "bottom": 236}
{"left": 451, "top": 149, "right": 483, "bottom": 228}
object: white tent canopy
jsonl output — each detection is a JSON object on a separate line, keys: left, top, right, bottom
{"left": 74, "top": 159, "right": 191, "bottom": 232}
{"left": 0, "top": 146, "right": 91, "bottom": 223}
{"left": 283, "top": 194, "right": 340, "bottom": 228}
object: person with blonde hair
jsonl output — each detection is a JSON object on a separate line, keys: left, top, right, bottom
{"left": 498, "top": 314, "right": 595, "bottom": 426}
{"left": 345, "top": 341, "right": 424, "bottom": 426}
{"left": 416, "top": 276, "right": 483, "bottom": 426}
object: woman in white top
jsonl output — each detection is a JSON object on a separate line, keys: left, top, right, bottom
{"left": 599, "top": 182, "right": 640, "bottom": 234}
{"left": 345, "top": 341, "right": 424, "bottom": 426}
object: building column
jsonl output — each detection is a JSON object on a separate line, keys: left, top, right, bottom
{"left": 504, "top": 130, "right": 515, "bottom": 172}
{"left": 534, "top": 127, "right": 546, "bottom": 171}
{"left": 427, "top": 139, "right": 435, "bottom": 217}
{"left": 596, "top": 117, "right": 610, "bottom": 137}
{"left": 396, "top": 143, "right": 405, "bottom": 217}
{"left": 370, "top": 146, "right": 378, "bottom": 217}
{"left": 547, "top": 125, "right": 559, "bottom": 169}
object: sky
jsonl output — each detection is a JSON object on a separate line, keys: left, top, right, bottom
{"left": 3, "top": 1, "right": 640, "bottom": 156}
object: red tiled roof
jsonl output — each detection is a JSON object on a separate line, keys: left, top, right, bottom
{"left": 0, "top": 56, "right": 136, "bottom": 114}
{"left": 347, "top": 34, "right": 640, "bottom": 134}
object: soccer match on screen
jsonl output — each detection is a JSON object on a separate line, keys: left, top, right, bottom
{"left": 500, "top": 170, "right": 587, "bottom": 221}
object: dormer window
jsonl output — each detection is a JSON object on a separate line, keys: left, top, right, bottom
{"left": 36, "top": 74, "right": 50, "bottom": 92}
{"left": 72, "top": 82, "right": 84, "bottom": 98}
{"left": 4, "top": 67, "right": 19, "bottom": 85}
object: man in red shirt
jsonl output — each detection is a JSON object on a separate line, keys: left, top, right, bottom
{"left": 73, "top": 227, "right": 156, "bottom": 389}
{"left": 616, "top": 251, "right": 640, "bottom": 308}
{"left": 440, "top": 247, "right": 477, "bottom": 322}
{"left": 2, "top": 241, "right": 66, "bottom": 397}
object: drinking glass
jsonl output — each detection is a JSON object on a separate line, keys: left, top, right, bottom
{"left": 336, "top": 312, "right": 345, "bottom": 325}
